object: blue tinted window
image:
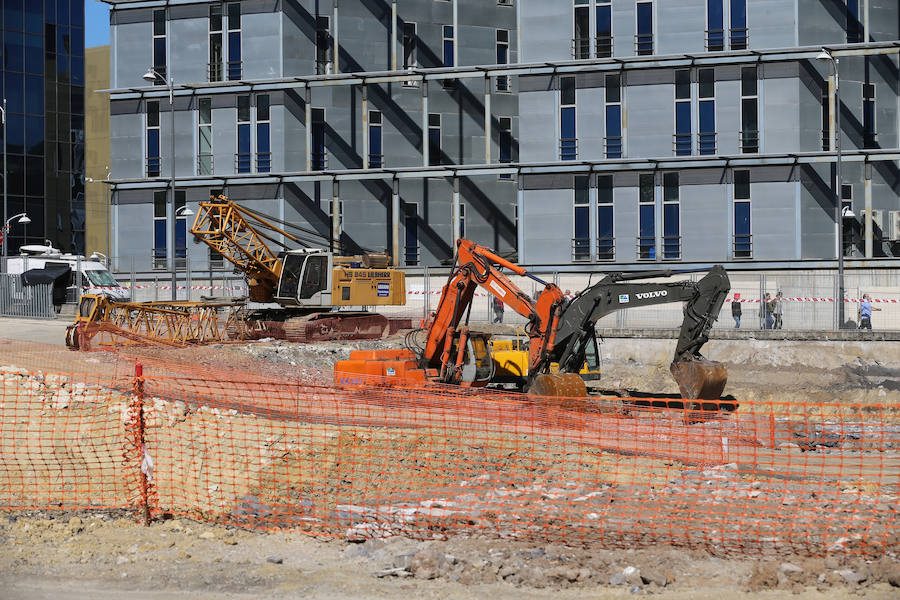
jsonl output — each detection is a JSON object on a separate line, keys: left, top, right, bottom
{"left": 560, "top": 106, "right": 576, "bottom": 160}
{"left": 237, "top": 123, "right": 251, "bottom": 172}
{"left": 605, "top": 105, "right": 621, "bottom": 158}
{"left": 4, "top": 71, "right": 24, "bottom": 112}
{"left": 699, "top": 100, "right": 715, "bottom": 154}
{"left": 369, "top": 125, "right": 382, "bottom": 159}
{"left": 71, "top": 26, "right": 84, "bottom": 56}
{"left": 639, "top": 204, "right": 655, "bottom": 259}
{"left": 734, "top": 202, "right": 750, "bottom": 235}
{"left": 707, "top": 0, "right": 724, "bottom": 49}
{"left": 25, "top": 75, "right": 43, "bottom": 111}
{"left": 675, "top": 101, "right": 691, "bottom": 156}
{"left": 71, "top": 2, "right": 84, "bottom": 29}
{"left": 730, "top": 0, "right": 747, "bottom": 48}
{"left": 5, "top": 31, "right": 25, "bottom": 71}
{"left": 175, "top": 218, "right": 187, "bottom": 252}
{"left": 663, "top": 204, "right": 680, "bottom": 258}
{"left": 636, "top": 2, "right": 653, "bottom": 55}
{"left": 25, "top": 115, "right": 43, "bottom": 155}
{"left": 428, "top": 127, "right": 441, "bottom": 165}
{"left": 598, "top": 205, "right": 613, "bottom": 238}
{"left": 405, "top": 212, "right": 417, "bottom": 248}
{"left": 574, "top": 205, "right": 589, "bottom": 239}
{"left": 228, "top": 32, "right": 241, "bottom": 79}
{"left": 596, "top": 5, "right": 611, "bottom": 36}
{"left": 443, "top": 26, "right": 454, "bottom": 67}
{"left": 56, "top": 0, "right": 70, "bottom": 26}
{"left": 154, "top": 220, "right": 166, "bottom": 255}
{"left": 5, "top": 0, "right": 24, "bottom": 32}
{"left": 257, "top": 122, "right": 271, "bottom": 172}
{"left": 6, "top": 113, "right": 24, "bottom": 152}
{"left": 24, "top": 33, "right": 42, "bottom": 74}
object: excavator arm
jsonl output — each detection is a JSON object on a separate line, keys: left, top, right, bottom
{"left": 542, "top": 265, "right": 730, "bottom": 400}
{"left": 417, "top": 239, "right": 565, "bottom": 384}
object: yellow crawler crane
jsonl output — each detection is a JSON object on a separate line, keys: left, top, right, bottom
{"left": 189, "top": 195, "right": 407, "bottom": 342}
{"left": 65, "top": 294, "right": 247, "bottom": 351}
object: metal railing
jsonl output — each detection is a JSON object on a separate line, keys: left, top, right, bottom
{"left": 311, "top": 151, "right": 328, "bottom": 171}
{"left": 662, "top": 235, "right": 682, "bottom": 260}
{"left": 151, "top": 249, "right": 187, "bottom": 271}
{"left": 234, "top": 153, "right": 252, "bottom": 174}
{"left": 559, "top": 138, "right": 578, "bottom": 161}
{"left": 730, "top": 28, "right": 749, "bottom": 50}
{"left": 673, "top": 133, "right": 692, "bottom": 156}
{"left": 635, "top": 34, "right": 653, "bottom": 56}
{"left": 604, "top": 136, "right": 623, "bottom": 159}
{"left": 572, "top": 37, "right": 590, "bottom": 60}
{"left": 404, "top": 246, "right": 420, "bottom": 266}
{"left": 256, "top": 152, "right": 272, "bottom": 173}
{"left": 197, "top": 153, "right": 214, "bottom": 176}
{"left": 0, "top": 274, "right": 55, "bottom": 319}
{"left": 698, "top": 131, "right": 717, "bottom": 155}
{"left": 571, "top": 238, "right": 591, "bottom": 262}
{"left": 636, "top": 236, "right": 656, "bottom": 260}
{"left": 706, "top": 29, "right": 725, "bottom": 52}
{"left": 822, "top": 131, "right": 831, "bottom": 151}
{"left": 368, "top": 153, "right": 384, "bottom": 169}
{"left": 596, "top": 35, "right": 613, "bottom": 58}
{"left": 597, "top": 237, "right": 615, "bottom": 261}
{"left": 207, "top": 62, "right": 223, "bottom": 83}
{"left": 740, "top": 130, "right": 759, "bottom": 154}
{"left": 146, "top": 157, "right": 162, "bottom": 178}
{"left": 227, "top": 60, "right": 242, "bottom": 81}
{"left": 733, "top": 234, "right": 753, "bottom": 259}
{"left": 495, "top": 74, "right": 510, "bottom": 92}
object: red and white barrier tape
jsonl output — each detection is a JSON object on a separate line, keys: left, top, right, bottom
{"left": 728, "top": 297, "right": 898, "bottom": 304}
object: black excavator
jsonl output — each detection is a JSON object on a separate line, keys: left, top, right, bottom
{"left": 528, "top": 265, "right": 731, "bottom": 402}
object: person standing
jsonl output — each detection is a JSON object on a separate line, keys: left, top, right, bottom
{"left": 858, "top": 293, "right": 881, "bottom": 330}
{"left": 763, "top": 292, "right": 775, "bottom": 329}
{"left": 731, "top": 293, "right": 742, "bottom": 328}
{"left": 492, "top": 295, "right": 505, "bottom": 324}
{"left": 773, "top": 291, "right": 785, "bottom": 329}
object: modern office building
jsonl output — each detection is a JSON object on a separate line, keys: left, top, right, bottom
{"left": 516, "top": 0, "right": 900, "bottom": 267}
{"left": 1, "top": 0, "right": 86, "bottom": 255}
{"left": 104, "top": 0, "right": 518, "bottom": 274}
{"left": 86, "top": 44, "right": 111, "bottom": 257}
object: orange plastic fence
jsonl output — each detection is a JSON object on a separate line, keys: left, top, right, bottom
{"left": 0, "top": 344, "right": 897, "bottom": 557}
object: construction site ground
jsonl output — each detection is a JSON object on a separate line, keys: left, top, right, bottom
{"left": 1, "top": 317, "right": 898, "bottom": 599}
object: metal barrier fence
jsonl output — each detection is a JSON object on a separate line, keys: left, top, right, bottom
{"left": 0, "top": 341, "right": 896, "bottom": 556}
{"left": 0, "top": 274, "right": 56, "bottom": 319}
{"left": 104, "top": 259, "right": 900, "bottom": 332}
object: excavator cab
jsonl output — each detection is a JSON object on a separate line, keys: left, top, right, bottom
{"left": 443, "top": 332, "right": 494, "bottom": 387}
{"left": 275, "top": 251, "right": 331, "bottom": 307}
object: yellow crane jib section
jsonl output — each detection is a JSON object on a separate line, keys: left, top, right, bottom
{"left": 332, "top": 268, "right": 406, "bottom": 306}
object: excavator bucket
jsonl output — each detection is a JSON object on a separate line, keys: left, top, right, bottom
{"left": 669, "top": 359, "right": 728, "bottom": 401}
{"left": 528, "top": 373, "right": 587, "bottom": 400}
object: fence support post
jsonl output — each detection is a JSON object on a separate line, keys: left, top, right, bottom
{"left": 131, "top": 364, "right": 152, "bottom": 526}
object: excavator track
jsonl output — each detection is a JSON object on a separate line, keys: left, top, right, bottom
{"left": 283, "top": 313, "right": 390, "bottom": 343}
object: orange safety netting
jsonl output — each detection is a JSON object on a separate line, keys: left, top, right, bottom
{"left": 0, "top": 342, "right": 896, "bottom": 557}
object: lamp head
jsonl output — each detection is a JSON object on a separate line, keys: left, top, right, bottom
{"left": 17, "top": 215, "right": 31, "bottom": 225}
{"left": 816, "top": 50, "right": 833, "bottom": 62}
{"left": 141, "top": 69, "right": 158, "bottom": 83}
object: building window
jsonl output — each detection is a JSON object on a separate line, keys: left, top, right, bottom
{"left": 402, "top": 22, "right": 418, "bottom": 87}
{"left": 496, "top": 29, "right": 510, "bottom": 91}
{"left": 841, "top": 184, "right": 854, "bottom": 256}
{"left": 596, "top": 1, "right": 612, "bottom": 58}
{"left": 257, "top": 95, "right": 271, "bottom": 173}
{"left": 730, "top": 0, "right": 747, "bottom": 49}
{"left": 674, "top": 70, "right": 691, "bottom": 156}
{"left": 209, "top": 5, "right": 223, "bottom": 82}
{"left": 863, "top": 83, "right": 876, "bottom": 148}
{"left": 312, "top": 108, "right": 327, "bottom": 170}
{"left": 573, "top": 175, "right": 590, "bottom": 261}
{"left": 662, "top": 173, "right": 680, "bottom": 260}
{"left": 404, "top": 203, "right": 419, "bottom": 266}
{"left": 740, "top": 66, "right": 758, "bottom": 153}
{"left": 209, "top": 248, "right": 225, "bottom": 269}
{"left": 604, "top": 74, "right": 622, "bottom": 159}
{"left": 226, "top": 2, "right": 242, "bottom": 80}
{"left": 636, "top": 1, "right": 653, "bottom": 56}
{"left": 175, "top": 191, "right": 187, "bottom": 268}
{"left": 698, "top": 68, "right": 716, "bottom": 155}
{"left": 597, "top": 174, "right": 614, "bottom": 260}
{"left": 316, "top": 15, "right": 332, "bottom": 75}
{"left": 443, "top": 25, "right": 454, "bottom": 67}
{"left": 458, "top": 203, "right": 466, "bottom": 239}
{"left": 198, "top": 98, "right": 213, "bottom": 175}
{"left": 499, "top": 116, "right": 512, "bottom": 179}
{"left": 573, "top": 1, "right": 590, "bottom": 59}
{"left": 733, "top": 169, "right": 751, "bottom": 258}
{"left": 707, "top": 0, "right": 724, "bottom": 51}
{"left": 847, "top": 0, "right": 862, "bottom": 43}
{"left": 638, "top": 173, "right": 655, "bottom": 259}
{"left": 560, "top": 76, "right": 577, "bottom": 160}
{"left": 428, "top": 113, "right": 441, "bottom": 166}
{"left": 821, "top": 88, "right": 830, "bottom": 151}
{"left": 236, "top": 95, "right": 251, "bottom": 173}
{"left": 153, "top": 191, "right": 167, "bottom": 269}
{"left": 146, "top": 100, "right": 161, "bottom": 177}
{"left": 369, "top": 110, "right": 383, "bottom": 168}
{"left": 152, "top": 9, "right": 167, "bottom": 82}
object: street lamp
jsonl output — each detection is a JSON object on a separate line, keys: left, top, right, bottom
{"left": 142, "top": 68, "right": 178, "bottom": 300}
{"left": 3, "top": 213, "right": 32, "bottom": 255}
{"left": 86, "top": 165, "right": 112, "bottom": 267}
{"left": 1, "top": 98, "right": 7, "bottom": 260}
{"left": 817, "top": 49, "right": 845, "bottom": 329}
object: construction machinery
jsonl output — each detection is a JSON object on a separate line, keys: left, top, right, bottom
{"left": 335, "top": 238, "right": 730, "bottom": 403}
{"left": 490, "top": 331, "right": 602, "bottom": 388}
{"left": 189, "top": 195, "right": 407, "bottom": 342}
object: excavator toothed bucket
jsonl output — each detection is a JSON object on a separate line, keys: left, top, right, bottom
{"left": 669, "top": 359, "right": 728, "bottom": 401}
{"left": 528, "top": 373, "right": 588, "bottom": 400}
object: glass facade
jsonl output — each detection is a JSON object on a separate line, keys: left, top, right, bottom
{"left": 1, "top": 0, "right": 84, "bottom": 254}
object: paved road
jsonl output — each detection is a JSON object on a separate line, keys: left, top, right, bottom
{"left": 0, "top": 317, "right": 69, "bottom": 346}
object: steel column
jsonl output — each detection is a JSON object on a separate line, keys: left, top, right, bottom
{"left": 391, "top": 178, "right": 400, "bottom": 266}
{"left": 484, "top": 76, "right": 491, "bottom": 164}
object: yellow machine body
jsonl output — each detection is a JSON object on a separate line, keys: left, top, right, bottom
{"left": 331, "top": 267, "right": 406, "bottom": 307}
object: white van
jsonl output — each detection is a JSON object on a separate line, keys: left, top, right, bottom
{"left": 5, "top": 244, "right": 130, "bottom": 303}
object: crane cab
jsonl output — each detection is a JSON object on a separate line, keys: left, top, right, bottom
{"left": 273, "top": 249, "right": 405, "bottom": 309}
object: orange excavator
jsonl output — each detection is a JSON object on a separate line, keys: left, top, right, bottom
{"left": 336, "top": 238, "right": 730, "bottom": 402}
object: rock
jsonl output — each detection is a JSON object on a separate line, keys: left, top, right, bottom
{"left": 116, "top": 555, "right": 129, "bottom": 565}
{"left": 373, "top": 567, "right": 411, "bottom": 578}
{"left": 835, "top": 569, "right": 866, "bottom": 585}
{"left": 781, "top": 563, "right": 804, "bottom": 576}
{"left": 641, "top": 568, "right": 671, "bottom": 587}
{"left": 623, "top": 566, "right": 642, "bottom": 586}
{"left": 68, "top": 517, "right": 82, "bottom": 527}
{"left": 609, "top": 572, "right": 627, "bottom": 586}
{"left": 888, "top": 568, "right": 900, "bottom": 588}
{"left": 629, "top": 585, "right": 643, "bottom": 594}
{"left": 198, "top": 531, "right": 216, "bottom": 540}
{"left": 266, "top": 556, "right": 283, "bottom": 564}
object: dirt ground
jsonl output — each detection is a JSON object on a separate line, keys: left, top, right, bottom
{"left": 1, "top": 328, "right": 898, "bottom": 598}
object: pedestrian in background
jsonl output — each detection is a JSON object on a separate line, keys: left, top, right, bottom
{"left": 773, "top": 291, "right": 784, "bottom": 329}
{"left": 762, "top": 292, "right": 774, "bottom": 329}
{"left": 858, "top": 293, "right": 881, "bottom": 330}
{"left": 731, "top": 293, "right": 742, "bottom": 328}
{"left": 492, "top": 295, "right": 505, "bottom": 324}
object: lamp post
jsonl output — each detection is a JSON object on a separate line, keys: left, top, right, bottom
{"left": 817, "top": 49, "right": 844, "bottom": 329}
{"left": 86, "top": 165, "right": 112, "bottom": 266}
{"left": 3, "top": 213, "right": 32, "bottom": 255}
{"left": 142, "top": 68, "right": 178, "bottom": 300}
{"left": 1, "top": 98, "right": 7, "bottom": 260}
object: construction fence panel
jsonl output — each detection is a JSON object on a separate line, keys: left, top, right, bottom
{"left": 0, "top": 274, "right": 56, "bottom": 319}
{"left": 0, "top": 345, "right": 896, "bottom": 556}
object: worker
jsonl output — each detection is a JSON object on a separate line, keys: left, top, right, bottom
{"left": 858, "top": 293, "right": 881, "bottom": 330}
{"left": 492, "top": 295, "right": 505, "bottom": 324}
{"left": 731, "top": 293, "right": 742, "bottom": 328}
